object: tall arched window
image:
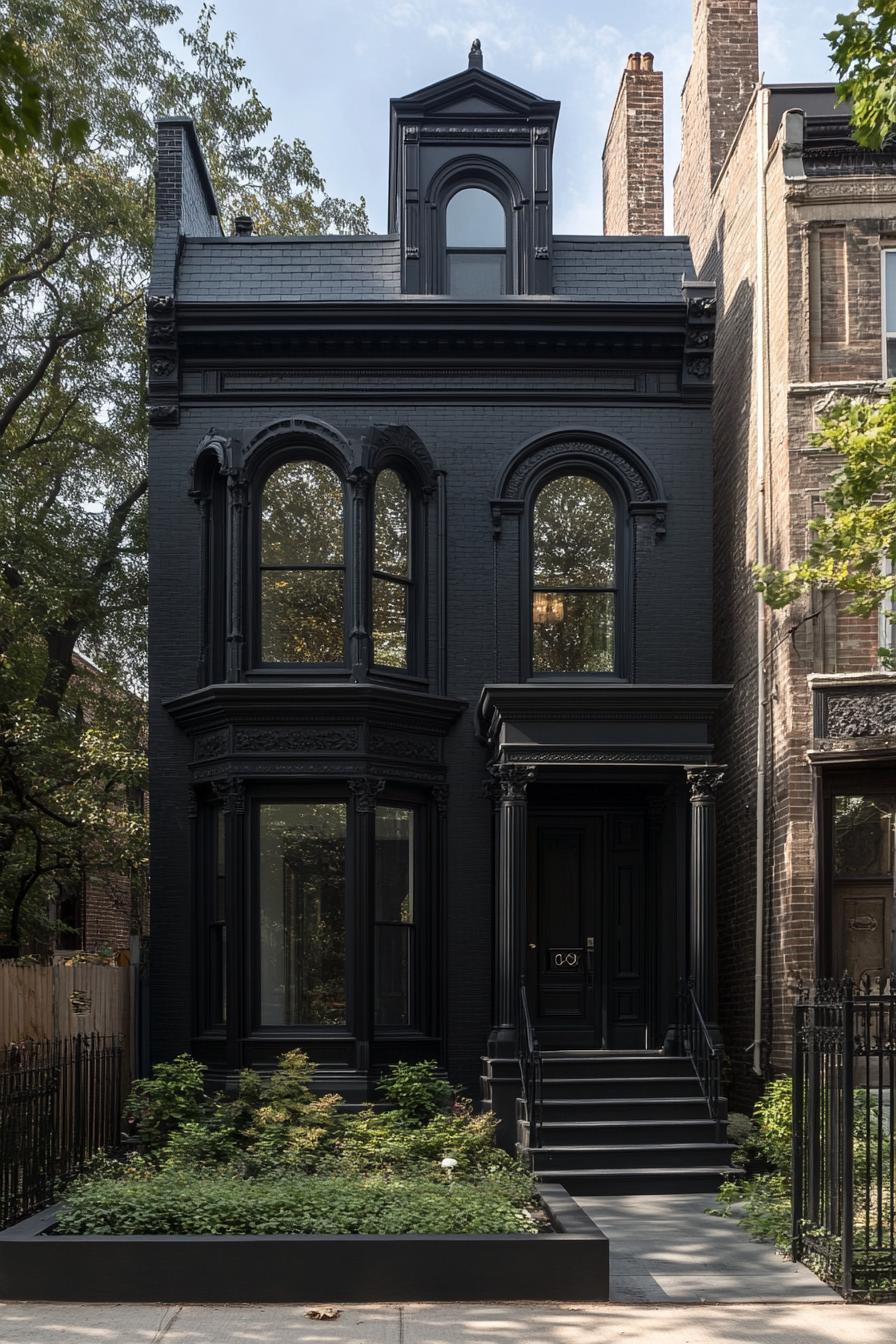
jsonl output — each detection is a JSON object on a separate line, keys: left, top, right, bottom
{"left": 531, "top": 473, "right": 616, "bottom": 674}
{"left": 445, "top": 187, "right": 506, "bottom": 297}
{"left": 372, "top": 468, "right": 411, "bottom": 669}
{"left": 260, "top": 459, "right": 346, "bottom": 664}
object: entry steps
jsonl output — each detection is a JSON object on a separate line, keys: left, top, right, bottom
{"left": 517, "top": 1050, "right": 742, "bottom": 1195}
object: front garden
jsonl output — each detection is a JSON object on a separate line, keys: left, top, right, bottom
{"left": 56, "top": 1051, "right": 538, "bottom": 1237}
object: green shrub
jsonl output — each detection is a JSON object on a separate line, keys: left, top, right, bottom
{"left": 160, "top": 1117, "right": 240, "bottom": 1171}
{"left": 377, "top": 1060, "right": 452, "bottom": 1123}
{"left": 751, "top": 1077, "right": 792, "bottom": 1172}
{"left": 124, "top": 1055, "right": 210, "bottom": 1150}
{"left": 55, "top": 1171, "right": 536, "bottom": 1237}
{"left": 716, "top": 1172, "right": 791, "bottom": 1250}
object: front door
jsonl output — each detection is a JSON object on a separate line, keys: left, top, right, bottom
{"left": 526, "top": 810, "right": 648, "bottom": 1049}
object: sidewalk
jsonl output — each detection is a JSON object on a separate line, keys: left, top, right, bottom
{"left": 1, "top": 1301, "right": 894, "bottom": 1344}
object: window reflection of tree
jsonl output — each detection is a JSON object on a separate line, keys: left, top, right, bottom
{"left": 834, "top": 795, "right": 896, "bottom": 877}
{"left": 531, "top": 474, "right": 616, "bottom": 674}
{"left": 260, "top": 461, "right": 345, "bottom": 665}
{"left": 374, "top": 807, "right": 414, "bottom": 1026}
{"left": 259, "top": 803, "right": 347, "bottom": 1026}
{"left": 373, "top": 470, "right": 410, "bottom": 669}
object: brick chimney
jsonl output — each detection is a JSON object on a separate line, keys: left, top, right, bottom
{"left": 602, "top": 51, "right": 664, "bottom": 236}
{"left": 675, "top": 0, "right": 759, "bottom": 241}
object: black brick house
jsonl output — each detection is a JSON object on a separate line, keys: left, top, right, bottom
{"left": 148, "top": 46, "right": 735, "bottom": 1184}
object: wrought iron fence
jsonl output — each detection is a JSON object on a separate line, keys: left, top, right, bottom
{"left": 0, "top": 1034, "right": 124, "bottom": 1229}
{"left": 793, "top": 978, "right": 896, "bottom": 1300}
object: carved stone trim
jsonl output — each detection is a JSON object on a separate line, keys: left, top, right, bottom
{"left": 195, "top": 730, "right": 230, "bottom": 761}
{"left": 489, "top": 763, "right": 537, "bottom": 802}
{"left": 145, "top": 294, "right": 175, "bottom": 316}
{"left": 370, "top": 732, "right": 439, "bottom": 762}
{"left": 432, "top": 782, "right": 449, "bottom": 815}
{"left": 234, "top": 727, "right": 360, "bottom": 753}
{"left": 147, "top": 403, "right": 178, "bottom": 424}
{"left": 686, "top": 766, "right": 726, "bottom": 801}
{"left": 242, "top": 416, "right": 352, "bottom": 469}
{"left": 506, "top": 748, "right": 705, "bottom": 766}
{"left": 361, "top": 424, "right": 437, "bottom": 492}
{"left": 211, "top": 777, "right": 246, "bottom": 813}
{"left": 826, "top": 692, "right": 896, "bottom": 738}
{"left": 349, "top": 777, "right": 385, "bottom": 813}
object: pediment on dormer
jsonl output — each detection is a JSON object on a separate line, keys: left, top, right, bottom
{"left": 391, "top": 68, "right": 559, "bottom": 121}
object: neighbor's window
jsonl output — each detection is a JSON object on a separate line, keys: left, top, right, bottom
{"left": 258, "top": 801, "right": 347, "bottom": 1026}
{"left": 374, "top": 806, "right": 415, "bottom": 1027}
{"left": 531, "top": 473, "right": 616, "bottom": 674}
{"left": 372, "top": 469, "right": 411, "bottom": 669}
{"left": 883, "top": 249, "right": 896, "bottom": 377}
{"left": 446, "top": 187, "right": 506, "bottom": 297}
{"left": 259, "top": 460, "right": 345, "bottom": 664}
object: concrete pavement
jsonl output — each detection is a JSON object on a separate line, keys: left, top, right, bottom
{"left": 0, "top": 1301, "right": 893, "bottom": 1344}
{"left": 572, "top": 1192, "right": 838, "bottom": 1302}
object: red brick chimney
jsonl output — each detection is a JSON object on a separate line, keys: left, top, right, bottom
{"left": 602, "top": 51, "right": 664, "bottom": 236}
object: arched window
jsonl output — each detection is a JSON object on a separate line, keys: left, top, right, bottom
{"left": 531, "top": 473, "right": 616, "bottom": 674}
{"left": 372, "top": 468, "right": 411, "bottom": 669}
{"left": 259, "top": 460, "right": 346, "bottom": 665}
{"left": 445, "top": 187, "right": 506, "bottom": 297}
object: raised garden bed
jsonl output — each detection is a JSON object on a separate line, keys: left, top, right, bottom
{"left": 0, "top": 1184, "right": 608, "bottom": 1302}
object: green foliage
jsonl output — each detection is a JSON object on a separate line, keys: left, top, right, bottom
{"left": 80, "top": 1049, "right": 537, "bottom": 1235}
{"left": 751, "top": 1077, "right": 793, "bottom": 1173}
{"left": 716, "top": 1172, "right": 792, "bottom": 1250}
{"left": 827, "top": 2, "right": 896, "bottom": 149}
{"left": 123, "top": 1054, "right": 209, "bottom": 1150}
{"left": 0, "top": 0, "right": 367, "bottom": 951}
{"left": 755, "top": 388, "right": 896, "bottom": 667}
{"left": 377, "top": 1059, "right": 453, "bottom": 1124}
{"left": 55, "top": 1170, "right": 536, "bottom": 1237}
{"left": 725, "top": 1111, "right": 756, "bottom": 1168}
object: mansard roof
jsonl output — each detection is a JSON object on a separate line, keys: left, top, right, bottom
{"left": 174, "top": 234, "right": 694, "bottom": 305}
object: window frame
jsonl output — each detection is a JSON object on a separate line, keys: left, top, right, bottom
{"left": 881, "top": 247, "right": 896, "bottom": 378}
{"left": 444, "top": 185, "right": 508, "bottom": 298}
{"left": 251, "top": 447, "right": 351, "bottom": 674}
{"left": 523, "top": 466, "right": 628, "bottom": 681}
{"left": 436, "top": 176, "right": 513, "bottom": 297}
{"left": 370, "top": 466, "right": 416, "bottom": 674}
{"left": 372, "top": 799, "right": 425, "bottom": 1033}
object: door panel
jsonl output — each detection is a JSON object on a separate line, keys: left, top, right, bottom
{"left": 528, "top": 809, "right": 648, "bottom": 1048}
{"left": 829, "top": 787, "right": 896, "bottom": 981}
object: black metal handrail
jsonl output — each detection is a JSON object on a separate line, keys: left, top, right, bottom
{"left": 519, "top": 978, "right": 543, "bottom": 1153}
{"left": 677, "top": 978, "right": 722, "bottom": 1141}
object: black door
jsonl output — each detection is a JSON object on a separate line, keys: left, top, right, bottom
{"left": 526, "top": 810, "right": 648, "bottom": 1049}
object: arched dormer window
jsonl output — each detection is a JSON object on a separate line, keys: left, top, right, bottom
{"left": 531, "top": 473, "right": 617, "bottom": 675}
{"left": 259, "top": 459, "right": 347, "bottom": 666}
{"left": 372, "top": 468, "right": 412, "bottom": 669}
{"left": 445, "top": 186, "right": 507, "bottom": 297}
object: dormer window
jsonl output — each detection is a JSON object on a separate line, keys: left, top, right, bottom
{"left": 445, "top": 187, "right": 507, "bottom": 297}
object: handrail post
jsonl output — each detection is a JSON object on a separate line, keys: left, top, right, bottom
{"left": 792, "top": 995, "right": 805, "bottom": 1264}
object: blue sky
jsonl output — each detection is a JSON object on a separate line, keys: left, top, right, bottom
{"left": 174, "top": 0, "right": 844, "bottom": 233}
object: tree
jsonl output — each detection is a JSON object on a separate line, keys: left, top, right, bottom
{"left": 0, "top": 0, "right": 368, "bottom": 953}
{"left": 827, "top": 1, "right": 896, "bottom": 149}
{"left": 754, "top": 388, "right": 896, "bottom": 662}
{"left": 0, "top": 26, "right": 87, "bottom": 190}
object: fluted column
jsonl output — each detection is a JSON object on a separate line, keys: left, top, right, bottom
{"left": 488, "top": 763, "right": 535, "bottom": 1055}
{"left": 686, "top": 766, "right": 726, "bottom": 1027}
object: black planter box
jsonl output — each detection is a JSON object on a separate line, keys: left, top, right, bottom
{"left": 0, "top": 1184, "right": 608, "bottom": 1303}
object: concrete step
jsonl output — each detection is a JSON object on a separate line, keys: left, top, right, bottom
{"left": 540, "top": 1053, "right": 695, "bottom": 1079}
{"left": 534, "top": 1141, "right": 737, "bottom": 1172}
{"left": 537, "top": 1095, "right": 719, "bottom": 1122}
{"left": 531, "top": 1165, "right": 743, "bottom": 1196}
{"left": 538, "top": 1117, "right": 722, "bottom": 1146}
{"left": 540, "top": 1075, "right": 704, "bottom": 1099}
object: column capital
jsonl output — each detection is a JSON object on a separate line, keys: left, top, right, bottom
{"left": 686, "top": 765, "right": 726, "bottom": 802}
{"left": 349, "top": 776, "right": 385, "bottom": 813}
{"left": 489, "top": 762, "right": 537, "bottom": 803}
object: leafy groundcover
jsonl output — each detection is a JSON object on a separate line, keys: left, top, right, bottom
{"left": 54, "top": 1053, "right": 539, "bottom": 1237}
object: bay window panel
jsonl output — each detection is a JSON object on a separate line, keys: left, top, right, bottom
{"left": 261, "top": 569, "right": 344, "bottom": 664}
{"left": 374, "top": 469, "right": 409, "bottom": 576}
{"left": 261, "top": 461, "right": 343, "bottom": 566}
{"left": 533, "top": 475, "right": 615, "bottom": 587}
{"left": 374, "top": 806, "right": 415, "bottom": 1028}
{"left": 372, "top": 577, "right": 407, "bottom": 669}
{"left": 259, "top": 802, "right": 347, "bottom": 1027}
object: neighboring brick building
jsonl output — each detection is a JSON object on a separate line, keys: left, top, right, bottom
{"left": 675, "top": 0, "right": 896, "bottom": 1105}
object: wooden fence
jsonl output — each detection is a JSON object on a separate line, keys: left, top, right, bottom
{"left": 0, "top": 963, "right": 134, "bottom": 1067}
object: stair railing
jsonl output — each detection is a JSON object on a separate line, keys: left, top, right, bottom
{"left": 677, "top": 978, "right": 723, "bottom": 1142}
{"left": 519, "top": 978, "right": 543, "bottom": 1152}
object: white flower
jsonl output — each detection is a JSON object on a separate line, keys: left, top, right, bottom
{"left": 440, "top": 1156, "right": 458, "bottom": 1173}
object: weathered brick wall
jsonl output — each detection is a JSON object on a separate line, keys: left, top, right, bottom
{"left": 603, "top": 53, "right": 664, "bottom": 236}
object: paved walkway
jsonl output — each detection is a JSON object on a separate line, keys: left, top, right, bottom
{"left": 1, "top": 1301, "right": 894, "bottom": 1344}
{"left": 573, "top": 1193, "right": 839, "bottom": 1303}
